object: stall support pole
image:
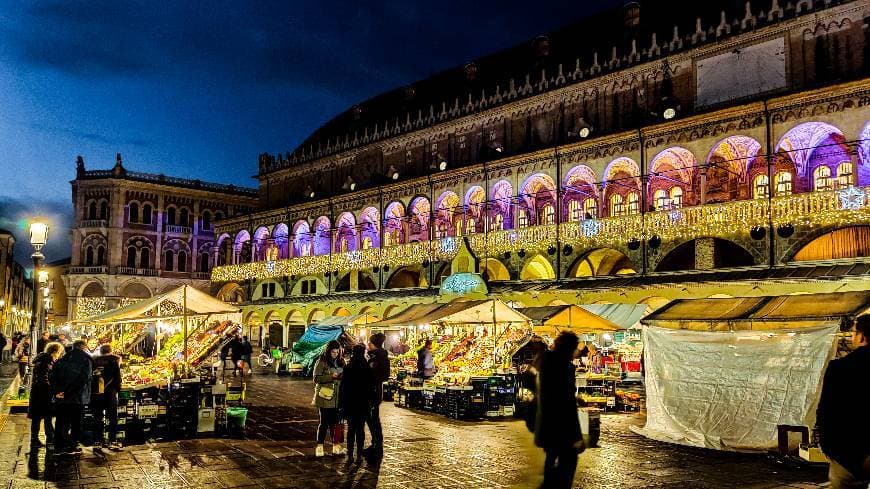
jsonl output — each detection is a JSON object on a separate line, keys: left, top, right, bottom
{"left": 183, "top": 285, "right": 189, "bottom": 371}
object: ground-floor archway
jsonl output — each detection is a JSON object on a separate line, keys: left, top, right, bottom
{"left": 792, "top": 226, "right": 870, "bottom": 261}
{"left": 520, "top": 255, "right": 556, "bottom": 281}
{"left": 570, "top": 248, "right": 637, "bottom": 277}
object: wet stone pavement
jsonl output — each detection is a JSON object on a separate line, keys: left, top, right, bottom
{"left": 0, "top": 373, "right": 829, "bottom": 488}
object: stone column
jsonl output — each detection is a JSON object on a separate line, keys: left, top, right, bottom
{"left": 155, "top": 194, "right": 165, "bottom": 271}
{"left": 191, "top": 200, "right": 200, "bottom": 273}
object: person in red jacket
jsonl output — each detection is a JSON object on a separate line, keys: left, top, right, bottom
{"left": 817, "top": 315, "right": 870, "bottom": 489}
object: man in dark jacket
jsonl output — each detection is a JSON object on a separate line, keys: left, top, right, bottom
{"left": 535, "top": 332, "right": 582, "bottom": 489}
{"left": 817, "top": 315, "right": 870, "bottom": 488}
{"left": 52, "top": 339, "right": 92, "bottom": 454}
{"left": 36, "top": 331, "right": 50, "bottom": 355}
{"left": 92, "top": 344, "right": 122, "bottom": 449}
{"left": 228, "top": 334, "right": 244, "bottom": 377}
{"left": 28, "top": 342, "right": 64, "bottom": 447}
{"left": 365, "top": 333, "right": 390, "bottom": 456}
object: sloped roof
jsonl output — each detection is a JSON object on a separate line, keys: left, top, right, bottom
{"left": 73, "top": 285, "right": 239, "bottom": 324}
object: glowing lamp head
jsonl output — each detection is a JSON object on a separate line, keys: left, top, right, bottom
{"left": 578, "top": 127, "right": 591, "bottom": 138}
{"left": 438, "top": 160, "right": 448, "bottom": 171}
{"left": 29, "top": 220, "right": 49, "bottom": 249}
{"left": 662, "top": 107, "right": 677, "bottom": 120}
{"left": 38, "top": 269, "right": 49, "bottom": 285}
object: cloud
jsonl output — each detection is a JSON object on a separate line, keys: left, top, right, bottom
{"left": 29, "top": 123, "right": 149, "bottom": 147}
{"left": 0, "top": 196, "right": 72, "bottom": 268}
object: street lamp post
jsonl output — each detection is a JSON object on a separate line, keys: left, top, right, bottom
{"left": 28, "top": 220, "right": 48, "bottom": 377}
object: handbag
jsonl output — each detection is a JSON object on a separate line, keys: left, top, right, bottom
{"left": 318, "top": 384, "right": 335, "bottom": 401}
{"left": 332, "top": 422, "right": 345, "bottom": 444}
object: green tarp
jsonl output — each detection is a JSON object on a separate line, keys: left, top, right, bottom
{"left": 289, "top": 324, "right": 345, "bottom": 374}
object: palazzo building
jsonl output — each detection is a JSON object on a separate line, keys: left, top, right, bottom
{"left": 0, "top": 229, "right": 34, "bottom": 335}
{"left": 65, "top": 154, "right": 258, "bottom": 321}
{"left": 211, "top": 0, "right": 870, "bottom": 346}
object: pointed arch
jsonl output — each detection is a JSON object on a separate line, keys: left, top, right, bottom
{"left": 489, "top": 180, "right": 514, "bottom": 230}
{"left": 649, "top": 147, "right": 696, "bottom": 209}
{"left": 273, "top": 223, "right": 289, "bottom": 259}
{"left": 408, "top": 196, "right": 431, "bottom": 242}
{"left": 233, "top": 230, "right": 251, "bottom": 263}
{"left": 359, "top": 206, "right": 380, "bottom": 249}
{"left": 292, "top": 220, "right": 312, "bottom": 257}
{"left": 435, "top": 191, "right": 461, "bottom": 237}
{"left": 384, "top": 201, "right": 406, "bottom": 245}
{"left": 465, "top": 186, "right": 486, "bottom": 233}
{"left": 313, "top": 216, "right": 331, "bottom": 256}
{"left": 776, "top": 121, "right": 846, "bottom": 178}
{"left": 706, "top": 135, "right": 762, "bottom": 180}
{"left": 335, "top": 212, "right": 357, "bottom": 252}
{"left": 482, "top": 257, "right": 511, "bottom": 281}
{"left": 253, "top": 226, "right": 271, "bottom": 261}
{"left": 563, "top": 164, "right": 599, "bottom": 221}
{"left": 520, "top": 173, "right": 557, "bottom": 225}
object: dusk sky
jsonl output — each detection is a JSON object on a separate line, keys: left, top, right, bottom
{"left": 0, "top": 1, "right": 618, "bottom": 264}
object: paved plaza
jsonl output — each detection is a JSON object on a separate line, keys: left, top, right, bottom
{"left": 0, "top": 374, "right": 829, "bottom": 489}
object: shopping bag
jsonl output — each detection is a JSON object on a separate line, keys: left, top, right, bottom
{"left": 332, "top": 422, "right": 345, "bottom": 444}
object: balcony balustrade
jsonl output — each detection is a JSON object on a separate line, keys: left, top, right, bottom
{"left": 78, "top": 219, "right": 107, "bottom": 229}
{"left": 210, "top": 186, "right": 870, "bottom": 283}
{"left": 70, "top": 266, "right": 109, "bottom": 274}
{"left": 165, "top": 225, "right": 192, "bottom": 235}
{"left": 116, "top": 267, "right": 159, "bottom": 277}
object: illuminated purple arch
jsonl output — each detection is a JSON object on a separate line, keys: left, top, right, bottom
{"left": 775, "top": 122, "right": 847, "bottom": 178}
{"left": 857, "top": 121, "right": 870, "bottom": 186}
{"left": 335, "top": 212, "right": 357, "bottom": 252}
{"left": 489, "top": 180, "right": 513, "bottom": 230}
{"left": 233, "top": 229, "right": 251, "bottom": 263}
{"left": 706, "top": 135, "right": 762, "bottom": 181}
{"left": 648, "top": 147, "right": 696, "bottom": 206}
{"left": 465, "top": 186, "right": 486, "bottom": 233}
{"left": 408, "top": 196, "right": 430, "bottom": 241}
{"left": 312, "top": 216, "right": 332, "bottom": 256}
{"left": 359, "top": 207, "right": 380, "bottom": 248}
{"left": 273, "top": 223, "right": 289, "bottom": 259}
{"left": 383, "top": 201, "right": 406, "bottom": 244}
{"left": 292, "top": 220, "right": 311, "bottom": 257}
{"left": 520, "top": 173, "right": 557, "bottom": 224}
{"left": 252, "top": 226, "right": 270, "bottom": 261}
{"left": 563, "top": 164, "right": 599, "bottom": 219}
{"left": 436, "top": 191, "right": 461, "bottom": 235}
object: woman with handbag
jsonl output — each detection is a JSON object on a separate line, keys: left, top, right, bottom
{"left": 313, "top": 340, "right": 344, "bottom": 457}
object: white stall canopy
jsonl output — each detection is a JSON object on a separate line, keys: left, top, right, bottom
{"left": 73, "top": 285, "right": 239, "bottom": 325}
{"left": 367, "top": 299, "right": 531, "bottom": 327}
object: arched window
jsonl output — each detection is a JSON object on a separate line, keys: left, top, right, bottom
{"left": 96, "top": 246, "right": 105, "bottom": 266}
{"left": 202, "top": 211, "right": 212, "bottom": 230}
{"left": 518, "top": 210, "right": 529, "bottom": 228}
{"left": 85, "top": 246, "right": 94, "bottom": 266}
{"left": 583, "top": 199, "right": 597, "bottom": 219}
{"left": 164, "top": 250, "right": 174, "bottom": 271}
{"left": 88, "top": 201, "right": 98, "bottom": 220}
{"left": 99, "top": 201, "right": 108, "bottom": 220}
{"left": 610, "top": 194, "right": 625, "bottom": 217}
{"left": 180, "top": 208, "right": 189, "bottom": 227}
{"left": 837, "top": 162, "right": 854, "bottom": 188}
{"left": 654, "top": 189, "right": 668, "bottom": 211}
{"left": 775, "top": 172, "right": 793, "bottom": 196}
{"left": 541, "top": 205, "right": 555, "bottom": 225}
{"left": 129, "top": 203, "right": 139, "bottom": 223}
{"left": 177, "top": 251, "right": 187, "bottom": 272}
{"left": 814, "top": 166, "right": 833, "bottom": 191}
{"left": 753, "top": 174, "right": 770, "bottom": 199}
{"left": 626, "top": 192, "right": 640, "bottom": 215}
{"left": 199, "top": 253, "right": 209, "bottom": 272}
{"left": 669, "top": 187, "right": 683, "bottom": 208}
{"left": 466, "top": 218, "right": 475, "bottom": 235}
{"left": 362, "top": 236, "right": 373, "bottom": 250}
{"left": 568, "top": 200, "right": 582, "bottom": 222}
{"left": 142, "top": 204, "right": 152, "bottom": 224}
{"left": 140, "top": 248, "right": 150, "bottom": 269}
{"left": 127, "top": 247, "right": 137, "bottom": 268}
{"left": 167, "top": 207, "right": 177, "bottom": 226}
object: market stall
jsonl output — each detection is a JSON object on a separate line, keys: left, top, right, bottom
{"left": 635, "top": 291, "right": 870, "bottom": 452}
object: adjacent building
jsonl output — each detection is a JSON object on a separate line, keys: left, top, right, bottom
{"left": 65, "top": 154, "right": 258, "bottom": 321}
{"left": 0, "top": 229, "right": 34, "bottom": 336}
{"left": 208, "top": 0, "right": 870, "bottom": 346}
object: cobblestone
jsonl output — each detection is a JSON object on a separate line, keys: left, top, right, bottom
{"left": 0, "top": 374, "right": 829, "bottom": 488}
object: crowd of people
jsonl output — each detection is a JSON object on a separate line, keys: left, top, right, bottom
{"left": 21, "top": 334, "right": 122, "bottom": 455}
{"left": 311, "top": 332, "right": 389, "bottom": 463}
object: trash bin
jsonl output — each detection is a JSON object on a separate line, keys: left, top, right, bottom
{"left": 578, "top": 407, "right": 601, "bottom": 448}
{"left": 226, "top": 407, "right": 248, "bottom": 431}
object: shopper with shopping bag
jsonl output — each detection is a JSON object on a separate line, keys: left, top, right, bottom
{"left": 312, "top": 340, "right": 344, "bottom": 457}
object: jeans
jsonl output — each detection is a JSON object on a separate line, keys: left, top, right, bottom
{"left": 542, "top": 446, "right": 578, "bottom": 489}
{"left": 55, "top": 404, "right": 83, "bottom": 450}
{"left": 316, "top": 408, "right": 339, "bottom": 444}
{"left": 346, "top": 414, "right": 367, "bottom": 456}
{"left": 30, "top": 415, "right": 54, "bottom": 444}
{"left": 92, "top": 393, "right": 119, "bottom": 444}
{"left": 366, "top": 402, "right": 383, "bottom": 450}
{"left": 829, "top": 457, "right": 870, "bottom": 489}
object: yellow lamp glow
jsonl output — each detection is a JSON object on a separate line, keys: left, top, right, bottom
{"left": 29, "top": 219, "right": 49, "bottom": 249}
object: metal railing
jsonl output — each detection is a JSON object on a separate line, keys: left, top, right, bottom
{"left": 78, "top": 219, "right": 107, "bottom": 228}
{"left": 116, "top": 267, "right": 159, "bottom": 276}
{"left": 165, "top": 225, "right": 192, "bottom": 235}
{"left": 69, "top": 266, "right": 109, "bottom": 274}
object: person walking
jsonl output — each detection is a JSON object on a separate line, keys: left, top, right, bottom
{"left": 229, "top": 334, "right": 244, "bottom": 377}
{"left": 240, "top": 336, "right": 253, "bottom": 376}
{"left": 535, "top": 331, "right": 583, "bottom": 489}
{"left": 313, "top": 340, "right": 344, "bottom": 457}
{"left": 340, "top": 344, "right": 375, "bottom": 462}
{"left": 0, "top": 332, "right": 7, "bottom": 363}
{"left": 817, "top": 315, "right": 870, "bottom": 489}
{"left": 15, "top": 336, "right": 31, "bottom": 379}
{"left": 364, "top": 332, "right": 390, "bottom": 457}
{"left": 92, "top": 344, "right": 122, "bottom": 449}
{"left": 36, "top": 331, "right": 50, "bottom": 355}
{"left": 28, "top": 341, "right": 64, "bottom": 447}
{"left": 416, "top": 339, "right": 434, "bottom": 379}
{"left": 51, "top": 339, "right": 93, "bottom": 454}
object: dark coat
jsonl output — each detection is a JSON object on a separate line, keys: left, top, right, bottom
{"left": 28, "top": 352, "right": 55, "bottom": 418}
{"left": 228, "top": 339, "right": 244, "bottom": 362}
{"left": 340, "top": 360, "right": 376, "bottom": 418}
{"left": 51, "top": 347, "right": 93, "bottom": 405}
{"left": 817, "top": 344, "right": 870, "bottom": 475}
{"left": 93, "top": 354, "right": 122, "bottom": 395}
{"left": 241, "top": 340, "right": 253, "bottom": 357}
{"left": 368, "top": 347, "right": 390, "bottom": 403}
{"left": 534, "top": 350, "right": 581, "bottom": 449}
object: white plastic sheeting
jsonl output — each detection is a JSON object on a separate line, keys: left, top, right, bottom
{"left": 634, "top": 325, "right": 837, "bottom": 451}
